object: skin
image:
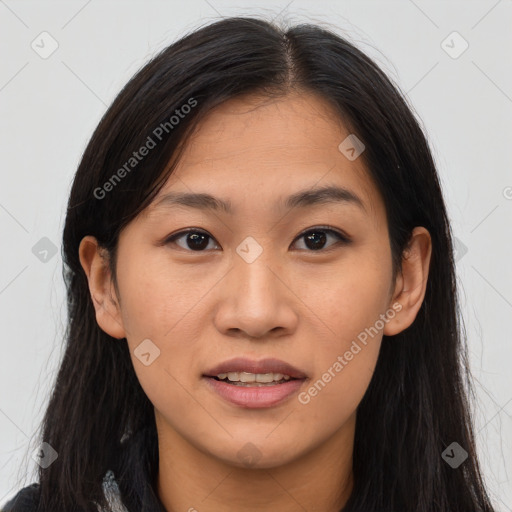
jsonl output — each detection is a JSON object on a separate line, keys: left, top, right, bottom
{"left": 79, "top": 91, "right": 432, "bottom": 512}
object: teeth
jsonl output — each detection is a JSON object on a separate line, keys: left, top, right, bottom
{"left": 239, "top": 372, "right": 256, "bottom": 383}
{"left": 216, "top": 372, "right": 292, "bottom": 383}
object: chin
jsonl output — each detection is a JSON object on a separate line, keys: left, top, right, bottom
{"left": 210, "top": 438, "right": 303, "bottom": 470}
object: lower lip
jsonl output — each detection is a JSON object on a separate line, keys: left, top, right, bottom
{"left": 203, "top": 377, "right": 305, "bottom": 408}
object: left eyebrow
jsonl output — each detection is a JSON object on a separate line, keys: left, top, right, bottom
{"left": 283, "top": 184, "right": 366, "bottom": 213}
{"left": 150, "top": 184, "right": 367, "bottom": 216}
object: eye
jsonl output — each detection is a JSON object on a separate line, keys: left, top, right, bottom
{"left": 165, "top": 229, "right": 219, "bottom": 252}
{"left": 163, "top": 226, "right": 351, "bottom": 252}
{"left": 291, "top": 226, "right": 351, "bottom": 251}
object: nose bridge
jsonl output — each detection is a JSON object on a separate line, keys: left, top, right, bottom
{"left": 214, "top": 235, "right": 297, "bottom": 338}
{"left": 234, "top": 234, "right": 279, "bottom": 305}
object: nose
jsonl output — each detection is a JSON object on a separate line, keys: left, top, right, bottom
{"left": 213, "top": 248, "right": 298, "bottom": 340}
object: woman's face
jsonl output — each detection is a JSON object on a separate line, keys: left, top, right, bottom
{"left": 85, "top": 91, "right": 411, "bottom": 469}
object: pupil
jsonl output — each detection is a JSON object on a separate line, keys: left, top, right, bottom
{"left": 305, "top": 231, "right": 326, "bottom": 250}
{"left": 188, "top": 232, "right": 209, "bottom": 250}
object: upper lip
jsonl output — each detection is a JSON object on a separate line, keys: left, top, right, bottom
{"left": 204, "top": 357, "right": 307, "bottom": 379}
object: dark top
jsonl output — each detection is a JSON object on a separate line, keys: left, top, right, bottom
{"left": 1, "top": 427, "right": 167, "bottom": 512}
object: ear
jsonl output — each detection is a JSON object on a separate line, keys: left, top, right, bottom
{"left": 384, "top": 227, "right": 432, "bottom": 336}
{"left": 78, "top": 235, "right": 126, "bottom": 339}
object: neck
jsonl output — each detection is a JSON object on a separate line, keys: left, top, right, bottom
{"left": 155, "top": 413, "right": 355, "bottom": 512}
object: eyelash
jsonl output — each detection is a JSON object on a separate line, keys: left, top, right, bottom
{"left": 163, "top": 226, "right": 351, "bottom": 253}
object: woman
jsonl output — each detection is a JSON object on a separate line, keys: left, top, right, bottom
{"left": 3, "top": 15, "right": 497, "bottom": 512}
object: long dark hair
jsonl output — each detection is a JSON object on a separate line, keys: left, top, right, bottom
{"left": 18, "top": 15, "right": 497, "bottom": 511}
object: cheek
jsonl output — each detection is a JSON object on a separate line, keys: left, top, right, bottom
{"left": 115, "top": 250, "right": 208, "bottom": 341}
{"left": 307, "top": 253, "right": 392, "bottom": 344}
{"left": 113, "top": 255, "right": 208, "bottom": 402}
{"left": 298, "top": 260, "right": 390, "bottom": 411}
{"left": 294, "top": 294, "right": 384, "bottom": 440}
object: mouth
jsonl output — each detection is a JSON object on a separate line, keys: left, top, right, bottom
{"left": 203, "top": 357, "right": 308, "bottom": 408}
{"left": 204, "top": 356, "right": 308, "bottom": 380}
{"left": 209, "top": 372, "right": 297, "bottom": 386}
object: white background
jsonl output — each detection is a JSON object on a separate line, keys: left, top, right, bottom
{"left": 1, "top": 0, "right": 511, "bottom": 510}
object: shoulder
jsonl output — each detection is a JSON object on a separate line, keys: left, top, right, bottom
{"left": 1, "top": 484, "right": 40, "bottom": 512}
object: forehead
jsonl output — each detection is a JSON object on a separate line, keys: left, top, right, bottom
{"left": 146, "top": 91, "right": 382, "bottom": 221}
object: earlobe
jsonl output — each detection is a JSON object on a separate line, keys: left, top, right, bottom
{"left": 78, "top": 236, "right": 126, "bottom": 340}
{"left": 384, "top": 227, "right": 432, "bottom": 336}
